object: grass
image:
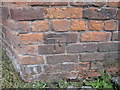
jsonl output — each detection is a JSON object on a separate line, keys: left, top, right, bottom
{"left": 1, "top": 49, "right": 119, "bottom": 89}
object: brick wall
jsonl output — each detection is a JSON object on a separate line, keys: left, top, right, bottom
{"left": 1, "top": 2, "right": 120, "bottom": 82}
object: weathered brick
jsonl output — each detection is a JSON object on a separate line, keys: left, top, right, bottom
{"left": 83, "top": 7, "right": 117, "bottom": 19}
{"left": 70, "top": 20, "right": 86, "bottom": 31}
{"left": 88, "top": 20, "right": 103, "bottom": 31}
{"left": 2, "top": 19, "right": 30, "bottom": 33}
{"left": 86, "top": 70, "right": 100, "bottom": 77}
{"left": 38, "top": 44, "right": 65, "bottom": 54}
{"left": 80, "top": 52, "right": 106, "bottom": 61}
{"left": 105, "top": 52, "right": 119, "bottom": 61}
{"left": 51, "top": 20, "right": 69, "bottom": 32}
{"left": 32, "top": 21, "right": 49, "bottom": 32}
{"left": 107, "top": 2, "right": 120, "bottom": 7}
{"left": 21, "top": 65, "right": 42, "bottom": 82}
{"left": 70, "top": 2, "right": 105, "bottom": 7}
{"left": 112, "top": 31, "right": 120, "bottom": 41}
{"left": 80, "top": 32, "right": 111, "bottom": 42}
{"left": 2, "top": 26, "right": 19, "bottom": 47}
{"left": 19, "top": 33, "right": 43, "bottom": 44}
{"left": 46, "top": 7, "right": 82, "bottom": 19}
{"left": 91, "top": 61, "right": 103, "bottom": 69}
{"left": 117, "top": 9, "right": 120, "bottom": 19}
{"left": 43, "top": 33, "right": 78, "bottom": 44}
{"left": 17, "top": 21, "right": 30, "bottom": 32}
{"left": 27, "top": 2, "right": 68, "bottom": 6}
{"left": 61, "top": 64, "right": 75, "bottom": 72}
{"left": 18, "top": 45, "right": 38, "bottom": 55}
{"left": 98, "top": 42, "right": 119, "bottom": 52}
{"left": 75, "top": 62, "right": 90, "bottom": 70}
{"left": 46, "top": 54, "right": 78, "bottom": 64}
{"left": 67, "top": 43, "right": 98, "bottom": 53}
{"left": 2, "top": 19, "right": 17, "bottom": 30}
{"left": 2, "top": 7, "right": 9, "bottom": 19}
{"left": 103, "top": 59, "right": 118, "bottom": 68}
{"left": 10, "top": 7, "right": 45, "bottom": 21}
{"left": 104, "top": 20, "right": 118, "bottom": 31}
{"left": 44, "top": 64, "right": 62, "bottom": 73}
{"left": 18, "top": 56, "right": 44, "bottom": 65}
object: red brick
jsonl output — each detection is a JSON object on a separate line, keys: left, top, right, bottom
{"left": 27, "top": 2, "right": 68, "bottom": 6}
{"left": 88, "top": 20, "right": 103, "bottom": 31}
{"left": 38, "top": 44, "right": 65, "bottom": 54}
{"left": 86, "top": 70, "right": 100, "bottom": 77}
{"left": 80, "top": 52, "right": 106, "bottom": 61}
{"left": 104, "top": 20, "right": 118, "bottom": 31}
{"left": 18, "top": 56, "right": 44, "bottom": 65}
{"left": 18, "top": 45, "right": 38, "bottom": 55}
{"left": 80, "top": 32, "right": 111, "bottom": 42}
{"left": 70, "top": 20, "right": 86, "bottom": 31}
{"left": 70, "top": 2, "right": 105, "bottom": 7}
{"left": 46, "top": 7, "right": 82, "bottom": 19}
{"left": 75, "top": 62, "right": 90, "bottom": 70}
{"left": 32, "top": 21, "right": 49, "bottom": 32}
{"left": 52, "top": 20, "right": 69, "bottom": 32}
{"left": 46, "top": 54, "right": 78, "bottom": 64}
{"left": 19, "top": 33, "right": 43, "bottom": 44}
{"left": 107, "top": 2, "right": 120, "bottom": 7}
{"left": 10, "top": 7, "right": 45, "bottom": 21}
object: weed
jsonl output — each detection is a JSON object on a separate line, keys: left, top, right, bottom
{"left": 85, "top": 71, "right": 115, "bottom": 89}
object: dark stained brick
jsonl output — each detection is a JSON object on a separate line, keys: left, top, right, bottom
{"left": 10, "top": 7, "right": 45, "bottom": 21}
{"left": 67, "top": 43, "right": 98, "bottom": 53}
{"left": 98, "top": 42, "right": 119, "bottom": 52}
{"left": 80, "top": 52, "right": 107, "bottom": 61}
{"left": 46, "top": 54, "right": 78, "bottom": 64}
{"left": 2, "top": 7, "right": 9, "bottom": 19}
{"left": 38, "top": 44, "right": 65, "bottom": 54}
{"left": 83, "top": 7, "right": 117, "bottom": 19}
{"left": 43, "top": 33, "right": 78, "bottom": 44}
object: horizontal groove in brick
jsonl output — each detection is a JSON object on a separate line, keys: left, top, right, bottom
{"left": 43, "top": 33, "right": 78, "bottom": 44}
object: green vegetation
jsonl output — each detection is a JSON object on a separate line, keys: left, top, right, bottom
{"left": 85, "top": 71, "right": 116, "bottom": 89}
